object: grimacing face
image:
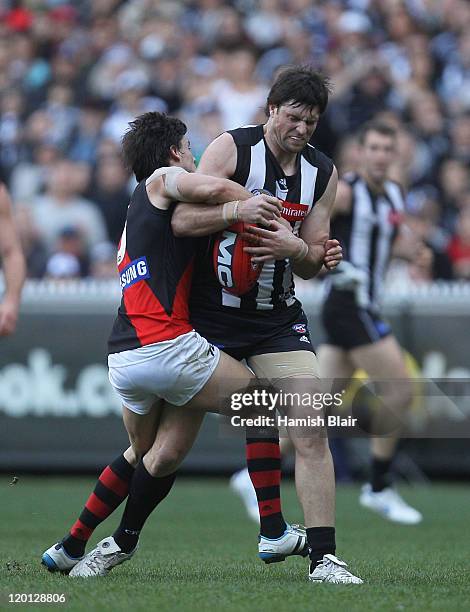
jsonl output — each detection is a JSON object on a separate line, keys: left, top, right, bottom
{"left": 361, "top": 130, "right": 396, "bottom": 183}
{"left": 177, "top": 135, "right": 196, "bottom": 172}
{"left": 269, "top": 102, "right": 320, "bottom": 153}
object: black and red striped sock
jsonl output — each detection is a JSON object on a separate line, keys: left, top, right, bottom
{"left": 246, "top": 430, "right": 286, "bottom": 539}
{"left": 61, "top": 454, "right": 134, "bottom": 558}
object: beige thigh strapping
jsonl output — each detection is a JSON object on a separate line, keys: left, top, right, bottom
{"left": 247, "top": 350, "right": 320, "bottom": 383}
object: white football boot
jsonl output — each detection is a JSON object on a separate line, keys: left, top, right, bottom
{"left": 41, "top": 542, "right": 83, "bottom": 573}
{"left": 309, "top": 554, "right": 364, "bottom": 584}
{"left": 359, "top": 484, "right": 423, "bottom": 525}
{"left": 258, "top": 523, "right": 309, "bottom": 563}
{"left": 229, "top": 468, "right": 260, "bottom": 523}
{"left": 69, "top": 536, "right": 136, "bottom": 577}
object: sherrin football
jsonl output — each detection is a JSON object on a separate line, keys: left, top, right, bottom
{"left": 213, "top": 221, "right": 263, "bottom": 296}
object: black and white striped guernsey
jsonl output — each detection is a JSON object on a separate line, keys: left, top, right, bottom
{"left": 190, "top": 124, "right": 334, "bottom": 313}
{"left": 329, "top": 172, "right": 405, "bottom": 310}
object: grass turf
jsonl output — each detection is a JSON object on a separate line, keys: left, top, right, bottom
{"left": 0, "top": 477, "right": 468, "bottom": 611}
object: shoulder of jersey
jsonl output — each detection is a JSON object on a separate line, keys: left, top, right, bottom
{"left": 341, "top": 171, "right": 360, "bottom": 186}
{"left": 385, "top": 177, "right": 405, "bottom": 192}
{"left": 304, "top": 143, "right": 334, "bottom": 175}
{"left": 384, "top": 178, "right": 406, "bottom": 205}
{"left": 227, "top": 124, "right": 264, "bottom": 146}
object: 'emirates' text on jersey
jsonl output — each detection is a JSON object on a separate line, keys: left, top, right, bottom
{"left": 330, "top": 172, "right": 404, "bottom": 309}
{"left": 191, "top": 125, "right": 334, "bottom": 312}
{"left": 108, "top": 180, "right": 197, "bottom": 354}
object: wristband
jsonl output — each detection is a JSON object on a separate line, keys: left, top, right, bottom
{"left": 222, "top": 200, "right": 240, "bottom": 225}
{"left": 233, "top": 200, "right": 240, "bottom": 222}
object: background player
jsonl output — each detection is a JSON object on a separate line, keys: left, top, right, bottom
{"left": 42, "top": 112, "right": 308, "bottom": 577}
{"left": 319, "top": 120, "right": 424, "bottom": 524}
{"left": 172, "top": 65, "right": 362, "bottom": 584}
{"left": 0, "top": 182, "right": 26, "bottom": 336}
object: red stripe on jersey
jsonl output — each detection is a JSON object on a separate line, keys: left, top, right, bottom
{"left": 281, "top": 201, "right": 309, "bottom": 222}
{"left": 169, "top": 258, "right": 194, "bottom": 327}
{"left": 99, "top": 466, "right": 129, "bottom": 498}
{"left": 120, "top": 250, "right": 193, "bottom": 346}
{"left": 246, "top": 442, "right": 280, "bottom": 461}
{"left": 249, "top": 469, "right": 281, "bottom": 489}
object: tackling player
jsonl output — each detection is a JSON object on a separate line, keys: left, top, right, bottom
{"left": 319, "top": 120, "right": 423, "bottom": 524}
{"left": 41, "top": 112, "right": 309, "bottom": 577}
{"left": 172, "top": 66, "right": 363, "bottom": 584}
{"left": 0, "top": 182, "right": 26, "bottom": 336}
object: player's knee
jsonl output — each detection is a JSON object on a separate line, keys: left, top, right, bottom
{"left": 145, "top": 446, "right": 185, "bottom": 477}
{"left": 128, "top": 431, "right": 153, "bottom": 462}
{"left": 292, "top": 434, "right": 330, "bottom": 460}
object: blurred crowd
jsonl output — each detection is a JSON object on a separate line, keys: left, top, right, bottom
{"left": 0, "top": 0, "right": 469, "bottom": 282}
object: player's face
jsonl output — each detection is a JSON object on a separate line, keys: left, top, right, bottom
{"left": 361, "top": 131, "right": 396, "bottom": 183}
{"left": 178, "top": 136, "right": 196, "bottom": 172}
{"left": 269, "top": 103, "right": 320, "bottom": 153}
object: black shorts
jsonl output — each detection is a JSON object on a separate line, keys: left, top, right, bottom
{"left": 322, "top": 290, "right": 391, "bottom": 350}
{"left": 191, "top": 302, "right": 315, "bottom": 361}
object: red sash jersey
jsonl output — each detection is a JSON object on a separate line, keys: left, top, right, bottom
{"left": 108, "top": 180, "right": 199, "bottom": 354}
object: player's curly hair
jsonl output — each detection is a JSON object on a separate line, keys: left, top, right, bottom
{"left": 265, "top": 65, "right": 331, "bottom": 116}
{"left": 122, "top": 112, "right": 187, "bottom": 182}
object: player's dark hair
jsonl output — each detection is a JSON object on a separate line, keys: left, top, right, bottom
{"left": 121, "top": 112, "right": 187, "bottom": 181}
{"left": 265, "top": 65, "right": 331, "bottom": 116}
{"left": 359, "top": 120, "right": 397, "bottom": 144}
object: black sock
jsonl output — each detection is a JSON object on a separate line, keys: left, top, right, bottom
{"left": 113, "top": 461, "right": 176, "bottom": 553}
{"left": 371, "top": 457, "right": 393, "bottom": 492}
{"left": 62, "top": 453, "right": 135, "bottom": 558}
{"left": 307, "top": 526, "right": 336, "bottom": 571}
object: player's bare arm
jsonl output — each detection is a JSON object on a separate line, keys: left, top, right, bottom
{"left": 243, "top": 167, "right": 340, "bottom": 277}
{"left": 146, "top": 168, "right": 248, "bottom": 210}
{"left": 332, "top": 178, "right": 353, "bottom": 218}
{"left": 0, "top": 183, "right": 26, "bottom": 336}
{"left": 197, "top": 132, "right": 238, "bottom": 179}
{"left": 171, "top": 133, "right": 282, "bottom": 236}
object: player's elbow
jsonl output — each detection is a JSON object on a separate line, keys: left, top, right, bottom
{"left": 292, "top": 265, "right": 319, "bottom": 281}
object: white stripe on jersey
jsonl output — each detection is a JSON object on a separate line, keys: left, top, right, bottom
{"left": 222, "top": 291, "right": 241, "bottom": 307}
{"left": 384, "top": 181, "right": 404, "bottom": 213}
{"left": 300, "top": 157, "right": 318, "bottom": 217}
{"left": 374, "top": 197, "right": 394, "bottom": 306}
{"left": 246, "top": 139, "right": 266, "bottom": 192}
{"left": 349, "top": 180, "right": 372, "bottom": 300}
{"left": 371, "top": 180, "right": 404, "bottom": 308}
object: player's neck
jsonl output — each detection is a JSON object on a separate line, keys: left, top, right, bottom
{"left": 362, "top": 171, "right": 385, "bottom": 194}
{"left": 263, "top": 126, "right": 298, "bottom": 174}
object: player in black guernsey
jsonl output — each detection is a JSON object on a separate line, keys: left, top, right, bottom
{"left": 172, "top": 66, "right": 363, "bottom": 584}
{"left": 319, "top": 121, "right": 425, "bottom": 525}
{"left": 42, "top": 112, "right": 311, "bottom": 576}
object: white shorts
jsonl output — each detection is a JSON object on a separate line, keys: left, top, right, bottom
{"left": 108, "top": 330, "right": 220, "bottom": 415}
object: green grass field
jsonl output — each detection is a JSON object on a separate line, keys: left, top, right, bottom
{"left": 1, "top": 477, "right": 468, "bottom": 611}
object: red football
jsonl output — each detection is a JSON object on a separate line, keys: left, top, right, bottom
{"left": 213, "top": 221, "right": 263, "bottom": 295}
